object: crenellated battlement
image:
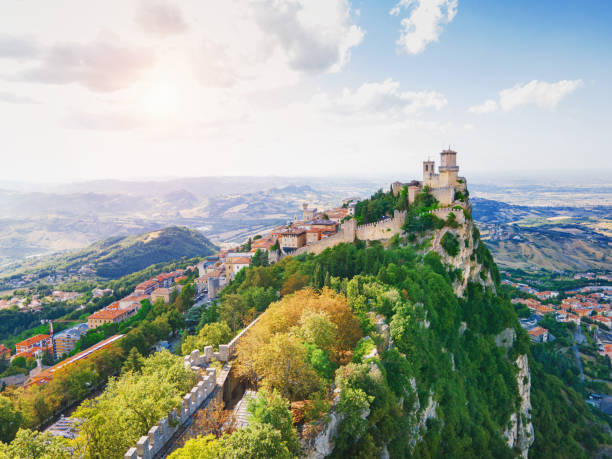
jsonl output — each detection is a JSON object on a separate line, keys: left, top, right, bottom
{"left": 124, "top": 314, "right": 262, "bottom": 459}
{"left": 124, "top": 367, "right": 218, "bottom": 459}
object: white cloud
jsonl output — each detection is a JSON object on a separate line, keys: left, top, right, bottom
{"left": 469, "top": 79, "right": 583, "bottom": 114}
{"left": 390, "top": 0, "right": 457, "bottom": 54}
{"left": 315, "top": 78, "right": 447, "bottom": 119}
{"left": 0, "top": 35, "right": 40, "bottom": 59}
{"left": 252, "top": 0, "right": 364, "bottom": 73}
{"left": 499, "top": 79, "right": 583, "bottom": 111}
{"left": 16, "top": 36, "right": 154, "bottom": 92}
{"left": 468, "top": 99, "right": 498, "bottom": 114}
{"left": 64, "top": 110, "right": 143, "bottom": 130}
{"left": 135, "top": 0, "right": 188, "bottom": 36}
{"left": 0, "top": 92, "right": 39, "bottom": 104}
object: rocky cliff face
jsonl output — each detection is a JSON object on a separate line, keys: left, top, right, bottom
{"left": 503, "top": 354, "right": 534, "bottom": 458}
{"left": 425, "top": 201, "right": 533, "bottom": 457}
{"left": 430, "top": 214, "right": 496, "bottom": 297}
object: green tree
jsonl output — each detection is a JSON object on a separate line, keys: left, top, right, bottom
{"left": 168, "top": 424, "right": 292, "bottom": 459}
{"left": 121, "top": 347, "right": 144, "bottom": 374}
{"left": 0, "top": 428, "right": 69, "bottom": 458}
{"left": 251, "top": 333, "right": 322, "bottom": 401}
{"left": 441, "top": 231, "right": 460, "bottom": 257}
{"left": 174, "top": 283, "right": 196, "bottom": 313}
{"left": 335, "top": 387, "right": 373, "bottom": 451}
{"left": 219, "top": 423, "right": 292, "bottom": 459}
{"left": 247, "top": 389, "right": 300, "bottom": 456}
{"left": 41, "top": 350, "right": 54, "bottom": 367}
{"left": 218, "top": 294, "right": 249, "bottom": 332}
{"left": 74, "top": 351, "right": 195, "bottom": 458}
{"left": 182, "top": 322, "right": 233, "bottom": 355}
{"left": 296, "top": 310, "right": 337, "bottom": 353}
{"left": 0, "top": 396, "right": 23, "bottom": 443}
{"left": 251, "top": 249, "right": 269, "bottom": 267}
{"left": 240, "top": 287, "right": 277, "bottom": 313}
{"left": 167, "top": 434, "right": 221, "bottom": 459}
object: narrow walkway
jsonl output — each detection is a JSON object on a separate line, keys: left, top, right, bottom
{"left": 156, "top": 365, "right": 231, "bottom": 458}
{"left": 232, "top": 389, "right": 256, "bottom": 429}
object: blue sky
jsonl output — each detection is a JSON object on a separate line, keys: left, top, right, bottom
{"left": 0, "top": 0, "right": 610, "bottom": 181}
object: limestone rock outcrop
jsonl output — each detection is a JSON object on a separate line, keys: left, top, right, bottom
{"left": 503, "top": 354, "right": 534, "bottom": 458}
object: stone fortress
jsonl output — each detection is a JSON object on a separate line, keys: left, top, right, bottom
{"left": 292, "top": 149, "right": 468, "bottom": 256}
{"left": 391, "top": 148, "right": 467, "bottom": 206}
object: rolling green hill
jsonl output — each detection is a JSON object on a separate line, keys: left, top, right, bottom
{"left": 1, "top": 226, "right": 217, "bottom": 281}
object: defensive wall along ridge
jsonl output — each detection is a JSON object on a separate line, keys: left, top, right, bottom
{"left": 124, "top": 315, "right": 262, "bottom": 459}
{"left": 293, "top": 210, "right": 408, "bottom": 256}
{"left": 292, "top": 205, "right": 466, "bottom": 257}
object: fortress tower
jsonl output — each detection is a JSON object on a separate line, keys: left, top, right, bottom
{"left": 393, "top": 148, "right": 465, "bottom": 205}
{"left": 439, "top": 149, "right": 459, "bottom": 187}
{"left": 423, "top": 159, "right": 436, "bottom": 187}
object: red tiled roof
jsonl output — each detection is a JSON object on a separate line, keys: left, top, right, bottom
{"left": 16, "top": 334, "right": 50, "bottom": 348}
{"left": 228, "top": 257, "right": 251, "bottom": 265}
{"left": 0, "top": 344, "right": 10, "bottom": 356}
{"left": 88, "top": 308, "right": 128, "bottom": 320}
{"left": 528, "top": 327, "right": 547, "bottom": 336}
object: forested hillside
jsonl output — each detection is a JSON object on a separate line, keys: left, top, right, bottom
{"left": 1, "top": 226, "right": 217, "bottom": 281}
{"left": 168, "top": 187, "right": 610, "bottom": 458}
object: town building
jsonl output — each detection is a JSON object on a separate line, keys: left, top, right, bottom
{"left": 14, "top": 334, "right": 53, "bottom": 360}
{"left": 0, "top": 344, "right": 10, "bottom": 358}
{"left": 151, "top": 288, "right": 171, "bottom": 303}
{"left": 278, "top": 228, "right": 307, "bottom": 253}
{"left": 302, "top": 203, "right": 317, "bottom": 221}
{"left": 87, "top": 304, "right": 140, "bottom": 329}
{"left": 303, "top": 219, "right": 339, "bottom": 232}
{"left": 251, "top": 235, "right": 278, "bottom": 252}
{"left": 119, "top": 294, "right": 149, "bottom": 309}
{"left": 53, "top": 323, "right": 89, "bottom": 358}
{"left": 92, "top": 288, "right": 113, "bottom": 298}
{"left": 134, "top": 279, "right": 159, "bottom": 295}
{"left": 225, "top": 257, "right": 252, "bottom": 280}
{"left": 208, "top": 276, "right": 221, "bottom": 299}
{"left": 528, "top": 326, "right": 549, "bottom": 343}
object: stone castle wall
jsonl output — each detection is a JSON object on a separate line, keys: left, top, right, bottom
{"left": 291, "top": 210, "right": 407, "bottom": 257}
{"left": 430, "top": 186, "right": 455, "bottom": 206}
{"left": 428, "top": 206, "right": 465, "bottom": 225}
{"left": 124, "top": 315, "right": 261, "bottom": 459}
{"left": 124, "top": 367, "right": 218, "bottom": 459}
{"left": 355, "top": 210, "right": 406, "bottom": 240}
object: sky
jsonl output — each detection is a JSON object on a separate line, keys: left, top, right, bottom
{"left": 0, "top": 0, "right": 611, "bottom": 182}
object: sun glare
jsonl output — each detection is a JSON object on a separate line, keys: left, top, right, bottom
{"left": 144, "top": 82, "right": 180, "bottom": 117}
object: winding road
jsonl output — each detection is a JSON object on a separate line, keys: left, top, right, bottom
{"left": 573, "top": 327, "right": 586, "bottom": 383}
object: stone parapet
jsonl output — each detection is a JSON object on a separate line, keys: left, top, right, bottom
{"left": 124, "top": 366, "right": 217, "bottom": 459}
